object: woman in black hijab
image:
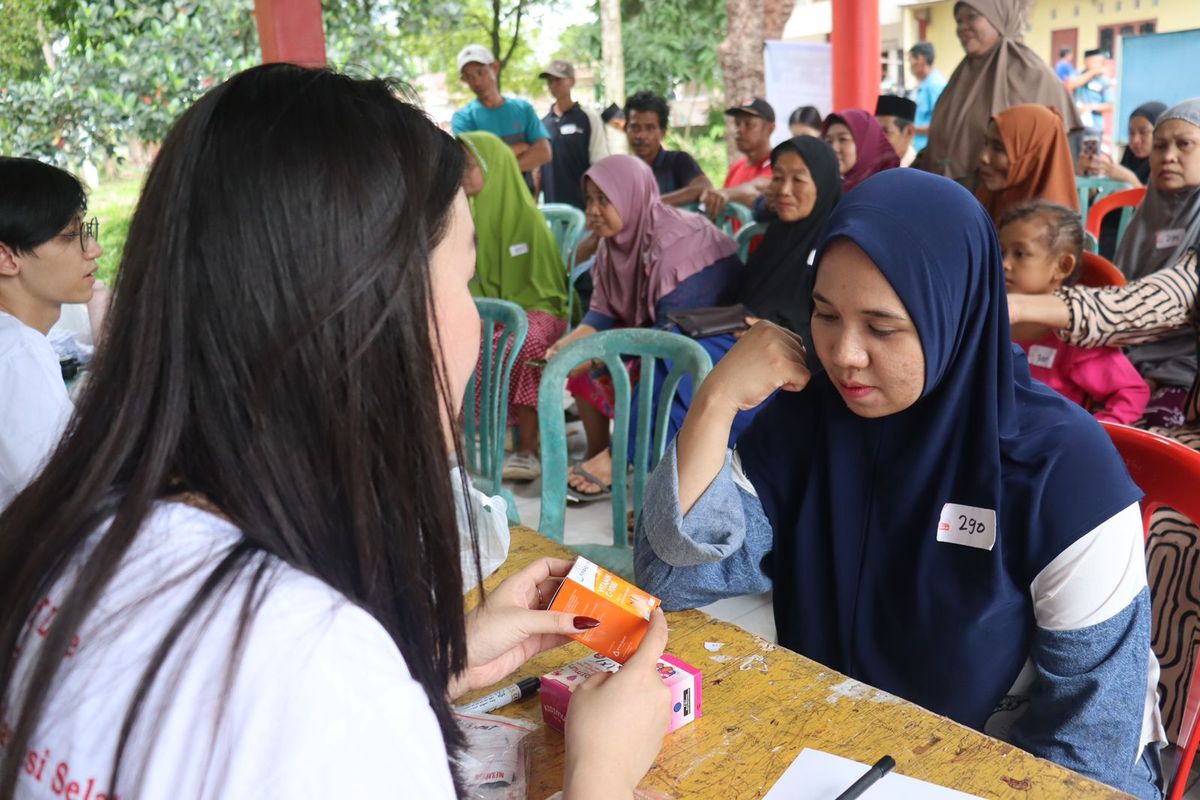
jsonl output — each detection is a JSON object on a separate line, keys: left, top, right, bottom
{"left": 640, "top": 135, "right": 843, "bottom": 455}
{"left": 738, "top": 135, "right": 843, "bottom": 337}
{"left": 1093, "top": 101, "right": 1167, "bottom": 256}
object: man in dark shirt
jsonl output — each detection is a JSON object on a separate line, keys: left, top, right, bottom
{"left": 539, "top": 60, "right": 608, "bottom": 209}
{"left": 623, "top": 91, "right": 712, "bottom": 207}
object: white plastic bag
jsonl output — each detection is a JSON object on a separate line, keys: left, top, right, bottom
{"left": 452, "top": 467, "right": 510, "bottom": 591}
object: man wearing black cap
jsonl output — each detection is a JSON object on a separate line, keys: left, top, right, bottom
{"left": 1073, "top": 49, "right": 1113, "bottom": 139}
{"left": 539, "top": 60, "right": 609, "bottom": 209}
{"left": 699, "top": 97, "right": 776, "bottom": 221}
{"left": 875, "top": 95, "right": 919, "bottom": 168}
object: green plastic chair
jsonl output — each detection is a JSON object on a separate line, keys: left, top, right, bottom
{"left": 536, "top": 328, "right": 713, "bottom": 578}
{"left": 540, "top": 203, "right": 589, "bottom": 328}
{"left": 735, "top": 221, "right": 769, "bottom": 263}
{"left": 540, "top": 203, "right": 587, "bottom": 271}
{"left": 1076, "top": 176, "right": 1133, "bottom": 226}
{"left": 714, "top": 201, "right": 754, "bottom": 236}
{"left": 463, "top": 298, "right": 528, "bottom": 524}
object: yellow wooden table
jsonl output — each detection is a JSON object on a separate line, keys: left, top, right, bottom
{"left": 469, "top": 528, "right": 1128, "bottom": 799}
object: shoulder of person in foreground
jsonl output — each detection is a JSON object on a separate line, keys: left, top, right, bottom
{"left": 200, "top": 564, "right": 458, "bottom": 797}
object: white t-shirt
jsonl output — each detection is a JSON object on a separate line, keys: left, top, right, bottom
{"left": 7, "top": 502, "right": 457, "bottom": 799}
{"left": 0, "top": 311, "right": 73, "bottom": 509}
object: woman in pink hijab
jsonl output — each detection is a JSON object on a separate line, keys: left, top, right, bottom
{"left": 545, "top": 154, "right": 739, "bottom": 500}
{"left": 822, "top": 109, "right": 901, "bottom": 192}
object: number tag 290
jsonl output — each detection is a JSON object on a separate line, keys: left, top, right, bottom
{"left": 936, "top": 503, "right": 997, "bottom": 551}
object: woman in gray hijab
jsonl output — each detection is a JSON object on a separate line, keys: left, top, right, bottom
{"left": 1107, "top": 99, "right": 1200, "bottom": 426}
{"left": 1007, "top": 98, "right": 1200, "bottom": 747}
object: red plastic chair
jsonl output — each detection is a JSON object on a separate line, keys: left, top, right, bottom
{"left": 1078, "top": 251, "right": 1128, "bottom": 288}
{"left": 1087, "top": 186, "right": 1147, "bottom": 243}
{"left": 1101, "top": 422, "right": 1200, "bottom": 800}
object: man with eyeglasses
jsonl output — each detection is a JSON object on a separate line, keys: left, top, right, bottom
{"left": 0, "top": 157, "right": 104, "bottom": 508}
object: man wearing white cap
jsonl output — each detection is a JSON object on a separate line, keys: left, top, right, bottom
{"left": 452, "top": 44, "right": 551, "bottom": 194}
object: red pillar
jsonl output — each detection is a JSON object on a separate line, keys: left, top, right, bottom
{"left": 830, "top": 0, "right": 880, "bottom": 113}
{"left": 255, "top": 0, "right": 327, "bottom": 67}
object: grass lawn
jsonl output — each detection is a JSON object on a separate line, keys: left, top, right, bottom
{"left": 87, "top": 171, "right": 145, "bottom": 285}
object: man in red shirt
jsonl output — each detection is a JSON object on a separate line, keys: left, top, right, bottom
{"left": 701, "top": 97, "right": 776, "bottom": 222}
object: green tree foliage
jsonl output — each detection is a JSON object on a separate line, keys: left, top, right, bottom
{"left": 1, "top": 0, "right": 261, "bottom": 165}
{"left": 0, "top": 0, "right": 556, "bottom": 164}
{"left": 323, "top": 0, "right": 422, "bottom": 77}
{"left": 555, "top": 0, "right": 725, "bottom": 98}
{"left": 0, "top": 0, "right": 52, "bottom": 80}
{"left": 404, "top": 0, "right": 551, "bottom": 100}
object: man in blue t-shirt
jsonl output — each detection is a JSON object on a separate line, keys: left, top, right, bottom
{"left": 451, "top": 44, "right": 551, "bottom": 194}
{"left": 906, "top": 42, "right": 947, "bottom": 154}
{"left": 1055, "top": 47, "right": 1077, "bottom": 84}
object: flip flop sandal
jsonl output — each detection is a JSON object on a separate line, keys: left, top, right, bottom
{"left": 566, "top": 463, "right": 613, "bottom": 503}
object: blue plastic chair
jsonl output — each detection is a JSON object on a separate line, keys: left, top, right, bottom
{"left": 1076, "top": 176, "right": 1133, "bottom": 226}
{"left": 735, "top": 221, "right": 769, "bottom": 263}
{"left": 536, "top": 329, "right": 713, "bottom": 578}
{"left": 540, "top": 203, "right": 590, "bottom": 327}
{"left": 714, "top": 201, "right": 754, "bottom": 237}
{"left": 463, "top": 298, "right": 528, "bottom": 524}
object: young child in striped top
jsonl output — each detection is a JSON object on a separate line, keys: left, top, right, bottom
{"left": 1000, "top": 201, "right": 1149, "bottom": 424}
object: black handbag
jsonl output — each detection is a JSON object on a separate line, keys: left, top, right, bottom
{"left": 667, "top": 304, "right": 752, "bottom": 338}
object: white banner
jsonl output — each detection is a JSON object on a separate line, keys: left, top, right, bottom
{"left": 763, "top": 40, "right": 834, "bottom": 147}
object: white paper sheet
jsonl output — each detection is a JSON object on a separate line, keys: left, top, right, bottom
{"left": 763, "top": 749, "right": 983, "bottom": 799}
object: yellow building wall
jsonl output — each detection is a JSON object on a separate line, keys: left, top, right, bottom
{"left": 1025, "top": 0, "right": 1199, "bottom": 63}
{"left": 905, "top": 0, "right": 1199, "bottom": 78}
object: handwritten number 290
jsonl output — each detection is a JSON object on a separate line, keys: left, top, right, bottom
{"left": 958, "top": 515, "right": 985, "bottom": 536}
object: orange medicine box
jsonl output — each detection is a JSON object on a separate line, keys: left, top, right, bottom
{"left": 547, "top": 556, "right": 661, "bottom": 664}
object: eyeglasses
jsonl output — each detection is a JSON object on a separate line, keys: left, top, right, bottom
{"left": 55, "top": 217, "right": 100, "bottom": 253}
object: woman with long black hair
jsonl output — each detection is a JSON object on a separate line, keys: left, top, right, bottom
{"left": 0, "top": 64, "right": 669, "bottom": 798}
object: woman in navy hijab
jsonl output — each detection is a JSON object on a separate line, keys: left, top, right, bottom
{"left": 635, "top": 170, "right": 1165, "bottom": 798}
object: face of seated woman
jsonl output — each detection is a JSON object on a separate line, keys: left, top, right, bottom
{"left": 1128, "top": 114, "right": 1155, "bottom": 161}
{"left": 976, "top": 120, "right": 1009, "bottom": 192}
{"left": 810, "top": 238, "right": 925, "bottom": 418}
{"left": 1151, "top": 118, "right": 1200, "bottom": 194}
{"left": 823, "top": 122, "right": 857, "bottom": 177}
{"left": 768, "top": 150, "right": 819, "bottom": 222}
{"left": 461, "top": 150, "right": 485, "bottom": 196}
{"left": 584, "top": 177, "right": 624, "bottom": 238}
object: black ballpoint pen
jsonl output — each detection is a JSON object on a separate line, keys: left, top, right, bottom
{"left": 833, "top": 755, "right": 896, "bottom": 800}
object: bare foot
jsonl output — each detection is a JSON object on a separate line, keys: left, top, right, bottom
{"left": 568, "top": 449, "right": 614, "bottom": 496}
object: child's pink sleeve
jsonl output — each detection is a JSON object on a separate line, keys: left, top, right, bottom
{"left": 1067, "top": 346, "right": 1151, "bottom": 425}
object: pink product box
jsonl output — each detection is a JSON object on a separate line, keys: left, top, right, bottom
{"left": 540, "top": 651, "right": 702, "bottom": 734}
